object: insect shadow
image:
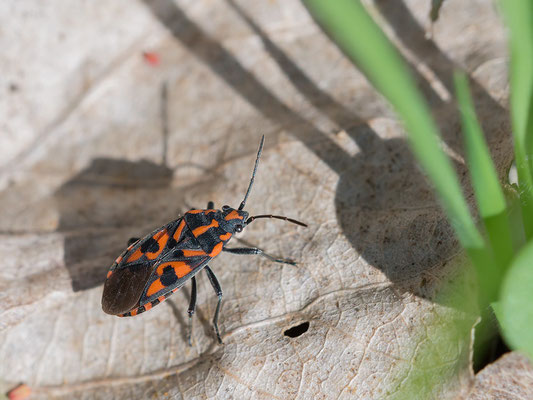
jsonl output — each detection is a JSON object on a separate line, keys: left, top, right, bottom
{"left": 144, "top": 0, "right": 512, "bottom": 299}
{"left": 54, "top": 157, "right": 175, "bottom": 291}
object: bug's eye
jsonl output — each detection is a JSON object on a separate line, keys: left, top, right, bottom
{"left": 235, "top": 224, "right": 243, "bottom": 233}
{"left": 222, "top": 205, "right": 230, "bottom": 211}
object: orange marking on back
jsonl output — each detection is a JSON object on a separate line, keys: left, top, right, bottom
{"left": 107, "top": 270, "right": 112, "bottom": 279}
{"left": 146, "top": 229, "right": 169, "bottom": 260}
{"left": 146, "top": 278, "right": 166, "bottom": 297}
{"left": 182, "top": 249, "right": 206, "bottom": 257}
{"left": 144, "top": 303, "right": 153, "bottom": 312}
{"left": 156, "top": 261, "right": 193, "bottom": 278}
{"left": 174, "top": 262, "right": 193, "bottom": 278}
{"left": 192, "top": 219, "right": 219, "bottom": 236}
{"left": 173, "top": 219, "right": 186, "bottom": 241}
{"left": 219, "top": 232, "right": 232, "bottom": 241}
{"left": 130, "top": 309, "right": 138, "bottom": 316}
{"left": 225, "top": 210, "right": 243, "bottom": 221}
{"left": 115, "top": 255, "right": 123, "bottom": 264}
{"left": 158, "top": 295, "right": 166, "bottom": 303}
{"left": 156, "top": 261, "right": 183, "bottom": 276}
{"left": 209, "top": 242, "right": 223, "bottom": 257}
{"left": 126, "top": 247, "right": 143, "bottom": 263}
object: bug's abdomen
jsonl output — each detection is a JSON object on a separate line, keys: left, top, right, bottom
{"left": 102, "top": 217, "right": 192, "bottom": 315}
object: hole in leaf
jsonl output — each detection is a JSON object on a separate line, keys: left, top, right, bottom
{"left": 474, "top": 332, "right": 510, "bottom": 373}
{"left": 284, "top": 322, "right": 310, "bottom": 338}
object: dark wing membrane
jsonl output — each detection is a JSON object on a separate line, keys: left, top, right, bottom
{"left": 102, "top": 218, "right": 187, "bottom": 315}
{"left": 102, "top": 260, "right": 155, "bottom": 315}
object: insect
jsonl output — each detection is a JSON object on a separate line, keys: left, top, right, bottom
{"left": 101, "top": 135, "right": 306, "bottom": 344}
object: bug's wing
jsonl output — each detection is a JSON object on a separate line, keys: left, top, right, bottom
{"left": 102, "top": 218, "right": 187, "bottom": 315}
{"left": 102, "top": 259, "right": 156, "bottom": 315}
{"left": 138, "top": 249, "right": 211, "bottom": 307}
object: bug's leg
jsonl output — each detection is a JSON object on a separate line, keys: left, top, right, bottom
{"left": 207, "top": 201, "right": 214, "bottom": 209}
{"left": 127, "top": 237, "right": 140, "bottom": 246}
{"left": 223, "top": 247, "right": 296, "bottom": 265}
{"left": 204, "top": 266, "right": 223, "bottom": 344}
{"left": 187, "top": 276, "right": 197, "bottom": 346}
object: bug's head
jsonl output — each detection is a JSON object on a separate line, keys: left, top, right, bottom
{"left": 220, "top": 205, "right": 248, "bottom": 233}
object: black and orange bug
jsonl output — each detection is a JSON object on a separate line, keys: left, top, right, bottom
{"left": 101, "top": 136, "right": 306, "bottom": 344}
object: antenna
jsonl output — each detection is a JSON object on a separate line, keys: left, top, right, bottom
{"left": 238, "top": 135, "right": 265, "bottom": 211}
{"left": 246, "top": 214, "right": 307, "bottom": 227}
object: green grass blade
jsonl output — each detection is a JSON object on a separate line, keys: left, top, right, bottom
{"left": 454, "top": 72, "right": 514, "bottom": 271}
{"left": 499, "top": 0, "right": 533, "bottom": 239}
{"left": 302, "top": 1, "right": 486, "bottom": 252}
{"left": 500, "top": 240, "right": 533, "bottom": 360}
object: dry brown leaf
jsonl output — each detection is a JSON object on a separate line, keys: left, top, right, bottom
{"left": 0, "top": 0, "right": 514, "bottom": 398}
{"left": 466, "top": 352, "right": 533, "bottom": 400}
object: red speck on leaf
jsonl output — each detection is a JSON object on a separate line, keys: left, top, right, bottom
{"left": 143, "top": 52, "right": 160, "bottom": 66}
{"left": 7, "top": 384, "right": 31, "bottom": 400}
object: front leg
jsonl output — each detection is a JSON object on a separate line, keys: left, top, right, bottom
{"left": 223, "top": 247, "right": 296, "bottom": 265}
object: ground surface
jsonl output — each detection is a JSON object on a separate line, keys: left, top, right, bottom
{"left": 0, "top": 0, "right": 526, "bottom": 399}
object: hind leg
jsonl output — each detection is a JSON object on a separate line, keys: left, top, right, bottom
{"left": 204, "top": 266, "right": 223, "bottom": 344}
{"left": 187, "top": 276, "right": 197, "bottom": 346}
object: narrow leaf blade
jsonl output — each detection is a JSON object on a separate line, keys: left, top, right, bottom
{"left": 500, "top": 240, "right": 533, "bottom": 360}
{"left": 454, "top": 71, "right": 514, "bottom": 270}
